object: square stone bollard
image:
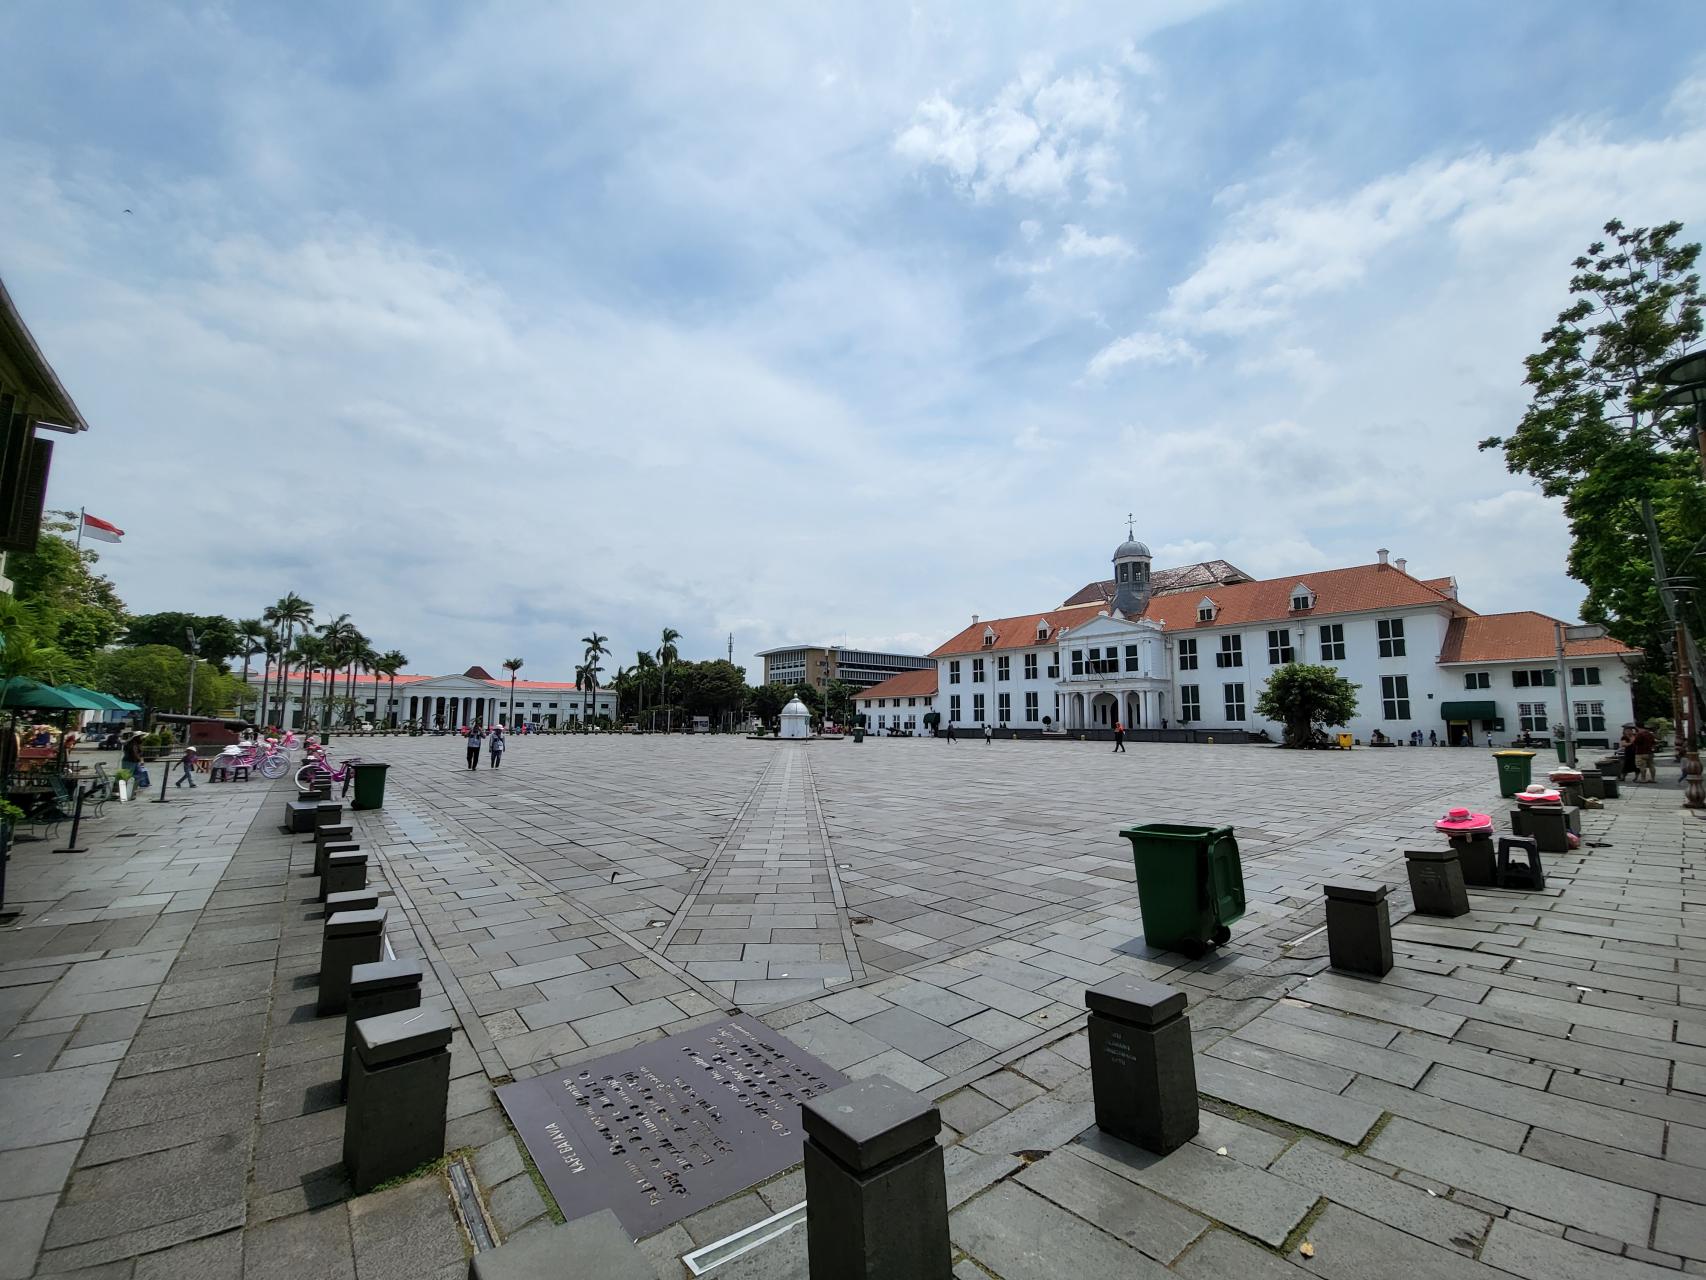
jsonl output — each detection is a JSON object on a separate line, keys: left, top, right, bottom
{"left": 1447, "top": 833, "right": 1497, "bottom": 888}
{"left": 1324, "top": 881, "right": 1393, "bottom": 978}
{"left": 1579, "top": 772, "right": 1606, "bottom": 801}
{"left": 1084, "top": 976, "right": 1198, "bottom": 1155}
{"left": 342, "top": 957, "right": 422, "bottom": 1099}
{"left": 802, "top": 1075, "right": 951, "bottom": 1280}
{"left": 321, "top": 849, "right": 367, "bottom": 901}
{"left": 468, "top": 1210, "right": 651, "bottom": 1280}
{"left": 284, "top": 799, "right": 320, "bottom": 833}
{"left": 1601, "top": 776, "right": 1620, "bottom": 800}
{"left": 1525, "top": 806, "right": 1572, "bottom": 854}
{"left": 314, "top": 800, "right": 344, "bottom": 828}
{"left": 318, "top": 908, "right": 387, "bottom": 1015}
{"left": 344, "top": 1007, "right": 454, "bottom": 1194}
{"left": 325, "top": 887, "right": 380, "bottom": 916}
{"left": 1404, "top": 848, "right": 1470, "bottom": 917}
{"left": 315, "top": 839, "right": 360, "bottom": 886}
{"left": 314, "top": 823, "right": 354, "bottom": 875}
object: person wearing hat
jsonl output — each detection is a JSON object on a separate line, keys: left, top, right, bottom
{"left": 174, "top": 744, "right": 199, "bottom": 789}
{"left": 488, "top": 724, "right": 506, "bottom": 769}
{"left": 465, "top": 723, "right": 485, "bottom": 771}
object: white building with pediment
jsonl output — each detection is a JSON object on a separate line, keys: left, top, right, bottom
{"left": 910, "top": 531, "right": 1641, "bottom": 745}
{"left": 240, "top": 664, "right": 614, "bottom": 730}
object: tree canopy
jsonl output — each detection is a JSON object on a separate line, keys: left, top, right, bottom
{"left": 1480, "top": 218, "right": 1704, "bottom": 721}
{"left": 120, "top": 612, "right": 245, "bottom": 669}
{"left": 1254, "top": 663, "right": 1361, "bottom": 747}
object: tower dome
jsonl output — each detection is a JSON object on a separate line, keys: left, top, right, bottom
{"left": 1111, "top": 522, "right": 1152, "bottom": 618}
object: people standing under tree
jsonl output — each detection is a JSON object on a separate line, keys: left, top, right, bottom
{"left": 1113, "top": 720, "right": 1126, "bottom": 753}
{"left": 488, "top": 725, "right": 505, "bottom": 769}
{"left": 465, "top": 724, "right": 484, "bottom": 771}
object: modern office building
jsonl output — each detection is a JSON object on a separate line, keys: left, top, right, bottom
{"left": 756, "top": 644, "right": 933, "bottom": 692}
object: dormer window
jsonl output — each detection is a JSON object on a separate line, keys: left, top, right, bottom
{"left": 1036, "top": 619, "right": 1050, "bottom": 641}
{"left": 1290, "top": 584, "right": 1315, "bottom": 612}
{"left": 982, "top": 626, "right": 996, "bottom": 648}
{"left": 1197, "top": 597, "right": 1217, "bottom": 623}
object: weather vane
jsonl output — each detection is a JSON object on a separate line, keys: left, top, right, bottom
{"left": 1126, "top": 511, "right": 1134, "bottom": 539}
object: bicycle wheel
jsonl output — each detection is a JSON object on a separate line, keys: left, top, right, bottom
{"left": 258, "top": 755, "right": 288, "bottom": 779}
{"left": 294, "top": 763, "right": 320, "bottom": 793}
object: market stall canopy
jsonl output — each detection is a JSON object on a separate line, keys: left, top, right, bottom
{"left": 0, "top": 677, "right": 107, "bottom": 711}
{"left": 56, "top": 684, "right": 139, "bottom": 712}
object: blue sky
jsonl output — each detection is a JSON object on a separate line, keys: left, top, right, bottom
{"left": 4, "top": 2, "right": 1705, "bottom": 681}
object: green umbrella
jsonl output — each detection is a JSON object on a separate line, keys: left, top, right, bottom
{"left": 57, "top": 684, "right": 137, "bottom": 713}
{"left": 0, "top": 677, "right": 104, "bottom": 711}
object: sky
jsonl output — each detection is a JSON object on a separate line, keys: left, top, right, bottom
{"left": 3, "top": 1, "right": 1705, "bottom": 683}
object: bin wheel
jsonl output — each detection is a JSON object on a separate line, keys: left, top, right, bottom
{"left": 1177, "top": 939, "right": 1207, "bottom": 959}
{"left": 1212, "top": 925, "right": 1231, "bottom": 947}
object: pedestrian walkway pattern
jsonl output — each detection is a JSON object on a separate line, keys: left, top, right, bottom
{"left": 1, "top": 735, "right": 1702, "bottom": 1278}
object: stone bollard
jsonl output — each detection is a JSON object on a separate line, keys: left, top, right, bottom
{"left": 318, "top": 908, "right": 386, "bottom": 1015}
{"left": 344, "top": 1007, "right": 454, "bottom": 1194}
{"left": 1324, "top": 881, "right": 1393, "bottom": 977}
{"left": 802, "top": 1075, "right": 951, "bottom": 1280}
{"left": 314, "top": 799, "right": 344, "bottom": 828}
{"left": 1525, "top": 806, "right": 1572, "bottom": 854}
{"left": 315, "top": 833, "right": 358, "bottom": 879}
{"left": 1084, "top": 976, "right": 1198, "bottom": 1154}
{"left": 325, "top": 887, "right": 380, "bottom": 916}
{"left": 321, "top": 849, "right": 367, "bottom": 901}
{"left": 284, "top": 799, "right": 321, "bottom": 833}
{"left": 342, "top": 958, "right": 422, "bottom": 1099}
{"left": 1404, "top": 848, "right": 1470, "bottom": 917}
{"left": 468, "top": 1210, "right": 652, "bottom": 1280}
{"left": 1579, "top": 772, "right": 1605, "bottom": 801}
{"left": 314, "top": 823, "right": 354, "bottom": 876}
{"left": 1446, "top": 833, "right": 1496, "bottom": 888}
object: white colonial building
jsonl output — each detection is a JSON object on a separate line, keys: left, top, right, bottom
{"left": 899, "top": 534, "right": 1639, "bottom": 747}
{"left": 240, "top": 664, "right": 615, "bottom": 730}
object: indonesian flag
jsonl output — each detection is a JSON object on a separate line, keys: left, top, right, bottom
{"left": 81, "top": 512, "right": 124, "bottom": 543}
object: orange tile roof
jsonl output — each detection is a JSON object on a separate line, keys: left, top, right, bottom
{"left": 1135, "top": 562, "right": 1472, "bottom": 632}
{"left": 1439, "top": 613, "right": 1640, "bottom": 664}
{"left": 1063, "top": 560, "right": 1252, "bottom": 608}
{"left": 931, "top": 604, "right": 1104, "bottom": 657}
{"left": 854, "top": 669, "right": 938, "bottom": 701}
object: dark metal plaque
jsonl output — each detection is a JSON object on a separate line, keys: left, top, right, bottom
{"left": 496, "top": 1018, "right": 848, "bottom": 1237}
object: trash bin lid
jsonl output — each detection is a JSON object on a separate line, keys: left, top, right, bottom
{"left": 1119, "top": 823, "right": 1232, "bottom": 840}
{"left": 1493, "top": 750, "right": 1536, "bottom": 758}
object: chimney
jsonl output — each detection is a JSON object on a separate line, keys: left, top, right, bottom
{"left": 1395, "top": 557, "right": 1407, "bottom": 574}
{"left": 972, "top": 614, "right": 979, "bottom": 624}
{"left": 1376, "top": 548, "right": 1389, "bottom": 567}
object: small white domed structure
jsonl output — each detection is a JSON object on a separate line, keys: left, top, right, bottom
{"left": 779, "top": 695, "right": 812, "bottom": 739}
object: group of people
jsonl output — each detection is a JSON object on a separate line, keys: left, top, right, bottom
{"left": 462, "top": 725, "right": 507, "bottom": 770}
{"left": 1620, "top": 724, "right": 1659, "bottom": 783}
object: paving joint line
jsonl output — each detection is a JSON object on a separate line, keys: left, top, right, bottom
{"left": 800, "top": 748, "right": 866, "bottom": 985}
{"left": 657, "top": 750, "right": 782, "bottom": 951}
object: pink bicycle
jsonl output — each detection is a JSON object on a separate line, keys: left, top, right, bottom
{"left": 295, "top": 750, "right": 362, "bottom": 795}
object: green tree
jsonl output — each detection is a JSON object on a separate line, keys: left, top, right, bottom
{"left": 1480, "top": 218, "right": 1704, "bottom": 723}
{"left": 3, "top": 527, "right": 126, "bottom": 682}
{"left": 746, "top": 681, "right": 793, "bottom": 727}
{"left": 1254, "top": 663, "right": 1361, "bottom": 748}
{"left": 121, "top": 612, "right": 244, "bottom": 668}
{"left": 265, "top": 594, "right": 313, "bottom": 726}
{"left": 235, "top": 618, "right": 267, "bottom": 719}
{"left": 376, "top": 649, "right": 408, "bottom": 727}
{"left": 98, "top": 645, "right": 195, "bottom": 717}
{"left": 823, "top": 679, "right": 856, "bottom": 727}
{"left": 582, "top": 631, "right": 609, "bottom": 726}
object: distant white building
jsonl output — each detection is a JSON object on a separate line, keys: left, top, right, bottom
{"left": 853, "top": 668, "right": 937, "bottom": 735}
{"left": 914, "top": 533, "right": 1639, "bottom": 746}
{"left": 241, "top": 663, "right": 614, "bottom": 729}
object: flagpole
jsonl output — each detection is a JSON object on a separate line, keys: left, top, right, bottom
{"left": 76, "top": 506, "right": 84, "bottom": 550}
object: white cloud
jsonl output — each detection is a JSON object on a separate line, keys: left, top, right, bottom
{"left": 1013, "top": 424, "right": 1056, "bottom": 451}
{"left": 1085, "top": 330, "right": 1202, "bottom": 378}
{"left": 1059, "top": 224, "right": 1133, "bottom": 260}
{"left": 894, "top": 68, "right": 1128, "bottom": 204}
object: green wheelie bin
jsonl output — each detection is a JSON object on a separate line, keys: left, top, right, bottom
{"left": 350, "top": 761, "right": 390, "bottom": 810}
{"left": 1493, "top": 749, "right": 1536, "bottom": 798}
{"left": 1119, "top": 823, "right": 1246, "bottom": 955}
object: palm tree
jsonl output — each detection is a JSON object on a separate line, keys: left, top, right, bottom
{"left": 377, "top": 649, "right": 408, "bottom": 727}
{"left": 633, "top": 650, "right": 655, "bottom": 729}
{"left": 255, "top": 624, "right": 279, "bottom": 729}
{"left": 316, "top": 614, "right": 357, "bottom": 739}
{"left": 658, "top": 627, "right": 681, "bottom": 731}
{"left": 236, "top": 618, "right": 266, "bottom": 721}
{"left": 611, "top": 665, "right": 628, "bottom": 721}
{"left": 502, "top": 657, "right": 524, "bottom": 728}
{"left": 581, "top": 632, "right": 609, "bottom": 727}
{"left": 347, "top": 640, "right": 377, "bottom": 727}
{"left": 290, "top": 637, "right": 322, "bottom": 732}
{"left": 268, "top": 593, "right": 313, "bottom": 726}
{"left": 573, "top": 662, "right": 592, "bottom": 726}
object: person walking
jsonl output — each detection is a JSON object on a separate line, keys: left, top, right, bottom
{"left": 488, "top": 725, "right": 506, "bottom": 769}
{"left": 174, "top": 744, "right": 199, "bottom": 788}
{"left": 1619, "top": 725, "right": 1638, "bottom": 781}
{"left": 1112, "top": 720, "right": 1126, "bottom": 753}
{"left": 1633, "top": 725, "right": 1657, "bottom": 783}
{"left": 982, "top": 723, "right": 992, "bottom": 745}
{"left": 944, "top": 721, "right": 956, "bottom": 743}
{"left": 464, "top": 724, "right": 484, "bottom": 771}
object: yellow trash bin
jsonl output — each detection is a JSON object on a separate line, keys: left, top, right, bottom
{"left": 1337, "top": 732, "right": 1354, "bottom": 750}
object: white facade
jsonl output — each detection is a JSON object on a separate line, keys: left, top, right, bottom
{"left": 779, "top": 696, "right": 811, "bottom": 739}
{"left": 240, "top": 670, "right": 614, "bottom": 729}
{"left": 857, "top": 691, "right": 936, "bottom": 735}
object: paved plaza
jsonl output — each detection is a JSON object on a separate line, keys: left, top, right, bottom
{"left": 1, "top": 733, "right": 1703, "bottom": 1277}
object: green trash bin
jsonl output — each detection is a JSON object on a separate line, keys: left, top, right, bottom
{"left": 350, "top": 761, "right": 389, "bottom": 810}
{"left": 1119, "top": 823, "right": 1246, "bottom": 955}
{"left": 1493, "top": 749, "right": 1536, "bottom": 797}
{"left": 852, "top": 729, "right": 865, "bottom": 743}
